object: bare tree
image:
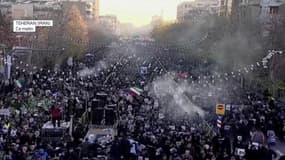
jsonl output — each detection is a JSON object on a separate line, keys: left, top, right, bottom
{"left": 62, "top": 5, "right": 89, "bottom": 58}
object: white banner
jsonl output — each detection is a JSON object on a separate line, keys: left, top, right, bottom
{"left": 0, "top": 109, "right": 10, "bottom": 116}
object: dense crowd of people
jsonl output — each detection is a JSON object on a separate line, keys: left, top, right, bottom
{"left": 0, "top": 41, "right": 284, "bottom": 160}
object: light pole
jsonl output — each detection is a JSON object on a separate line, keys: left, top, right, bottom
{"left": 269, "top": 50, "right": 284, "bottom": 97}
{"left": 29, "top": 35, "right": 37, "bottom": 67}
{"left": 16, "top": 35, "right": 23, "bottom": 47}
{"left": 0, "top": 44, "right": 6, "bottom": 77}
{"left": 69, "top": 115, "right": 74, "bottom": 137}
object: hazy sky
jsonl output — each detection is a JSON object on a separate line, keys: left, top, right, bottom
{"left": 100, "top": 0, "right": 191, "bottom": 27}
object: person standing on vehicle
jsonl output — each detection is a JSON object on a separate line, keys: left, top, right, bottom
{"left": 51, "top": 105, "right": 61, "bottom": 128}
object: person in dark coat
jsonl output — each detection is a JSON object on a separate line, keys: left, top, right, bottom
{"left": 62, "top": 148, "right": 79, "bottom": 160}
{"left": 118, "top": 136, "right": 132, "bottom": 159}
{"left": 110, "top": 137, "right": 121, "bottom": 160}
{"left": 260, "top": 145, "right": 277, "bottom": 160}
{"left": 34, "top": 148, "right": 49, "bottom": 160}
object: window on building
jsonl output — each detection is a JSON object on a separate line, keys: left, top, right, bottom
{"left": 270, "top": 6, "right": 279, "bottom": 14}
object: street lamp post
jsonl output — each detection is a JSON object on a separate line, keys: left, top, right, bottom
{"left": 16, "top": 35, "right": 23, "bottom": 47}
{"left": 69, "top": 115, "right": 74, "bottom": 137}
{"left": 0, "top": 44, "right": 7, "bottom": 77}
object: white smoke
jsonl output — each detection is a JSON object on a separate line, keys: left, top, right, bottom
{"left": 78, "top": 60, "right": 107, "bottom": 77}
{"left": 149, "top": 72, "right": 243, "bottom": 119}
{"left": 150, "top": 73, "right": 206, "bottom": 118}
{"left": 77, "top": 42, "right": 153, "bottom": 77}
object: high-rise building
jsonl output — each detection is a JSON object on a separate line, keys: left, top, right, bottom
{"left": 231, "top": 0, "right": 284, "bottom": 37}
{"left": 99, "top": 15, "right": 117, "bottom": 33}
{"left": 151, "top": 15, "right": 163, "bottom": 28}
{"left": 0, "top": 2, "right": 12, "bottom": 18}
{"left": 61, "top": 0, "right": 99, "bottom": 21}
{"left": 218, "top": 0, "right": 264, "bottom": 33}
{"left": 260, "top": 0, "right": 285, "bottom": 37}
{"left": 11, "top": 4, "right": 33, "bottom": 19}
{"left": 177, "top": 0, "right": 220, "bottom": 23}
{"left": 117, "top": 23, "right": 135, "bottom": 36}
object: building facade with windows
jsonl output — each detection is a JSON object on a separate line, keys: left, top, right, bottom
{"left": 99, "top": 15, "right": 118, "bottom": 33}
{"left": 61, "top": 0, "right": 99, "bottom": 20}
{"left": 260, "top": 0, "right": 284, "bottom": 36}
{"left": 177, "top": 0, "right": 220, "bottom": 23}
{"left": 11, "top": 4, "right": 33, "bottom": 19}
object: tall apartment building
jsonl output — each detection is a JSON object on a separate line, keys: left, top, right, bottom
{"left": 1, "top": 1, "right": 62, "bottom": 20}
{"left": 219, "top": 0, "right": 241, "bottom": 17}
{"left": 151, "top": 15, "right": 163, "bottom": 28}
{"left": 99, "top": 15, "right": 117, "bottom": 33}
{"left": 11, "top": 4, "right": 33, "bottom": 19}
{"left": 61, "top": 0, "right": 99, "bottom": 21}
{"left": 232, "top": 0, "right": 284, "bottom": 37}
{"left": 260, "top": 0, "right": 284, "bottom": 36}
{"left": 177, "top": 0, "right": 220, "bottom": 23}
{"left": 61, "top": 0, "right": 99, "bottom": 20}
{"left": 219, "top": 0, "right": 260, "bottom": 28}
{"left": 0, "top": 2, "right": 12, "bottom": 18}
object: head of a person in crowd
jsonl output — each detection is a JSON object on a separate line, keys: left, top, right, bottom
{"left": 255, "top": 125, "right": 262, "bottom": 132}
{"left": 22, "top": 145, "right": 28, "bottom": 153}
{"left": 15, "top": 138, "right": 20, "bottom": 143}
{"left": 12, "top": 143, "right": 19, "bottom": 151}
{"left": 185, "top": 149, "right": 191, "bottom": 156}
{"left": 237, "top": 135, "right": 242, "bottom": 141}
{"left": 30, "top": 144, "right": 36, "bottom": 151}
{"left": 38, "top": 148, "right": 45, "bottom": 154}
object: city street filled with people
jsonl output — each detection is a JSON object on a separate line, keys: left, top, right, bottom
{"left": 1, "top": 0, "right": 285, "bottom": 159}
{"left": 0, "top": 40, "right": 284, "bottom": 160}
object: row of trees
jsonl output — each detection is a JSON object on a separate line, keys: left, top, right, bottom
{"left": 2, "top": 4, "right": 117, "bottom": 69}
{"left": 47, "top": 4, "right": 116, "bottom": 66}
{"left": 151, "top": 11, "right": 285, "bottom": 97}
{"left": 62, "top": 5, "right": 89, "bottom": 58}
{"left": 0, "top": 12, "right": 17, "bottom": 48}
{"left": 152, "top": 15, "right": 263, "bottom": 73}
{"left": 1, "top": 4, "right": 117, "bottom": 68}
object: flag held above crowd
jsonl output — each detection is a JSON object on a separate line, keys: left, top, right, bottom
{"left": 14, "top": 80, "right": 22, "bottom": 88}
{"left": 177, "top": 71, "right": 189, "bottom": 78}
{"left": 128, "top": 87, "right": 143, "bottom": 97}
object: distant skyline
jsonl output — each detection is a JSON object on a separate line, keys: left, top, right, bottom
{"left": 100, "top": 0, "right": 194, "bottom": 27}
